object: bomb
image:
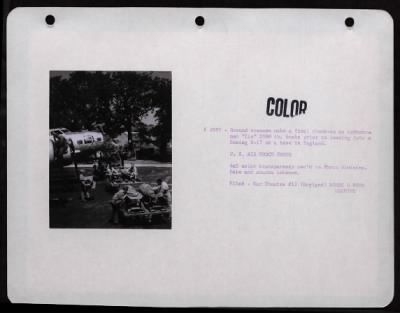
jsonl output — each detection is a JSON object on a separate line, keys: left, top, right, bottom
{"left": 266, "top": 97, "right": 307, "bottom": 117}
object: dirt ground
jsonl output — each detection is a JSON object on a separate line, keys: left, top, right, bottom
{"left": 49, "top": 165, "right": 172, "bottom": 229}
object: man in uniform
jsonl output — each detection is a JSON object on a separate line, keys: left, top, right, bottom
{"left": 153, "top": 178, "right": 171, "bottom": 206}
{"left": 53, "top": 133, "right": 68, "bottom": 165}
{"left": 79, "top": 169, "right": 95, "bottom": 201}
{"left": 127, "top": 162, "right": 138, "bottom": 181}
{"left": 110, "top": 185, "right": 129, "bottom": 224}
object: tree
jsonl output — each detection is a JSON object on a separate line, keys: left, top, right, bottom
{"left": 109, "top": 72, "right": 155, "bottom": 152}
{"left": 50, "top": 72, "right": 114, "bottom": 131}
{"left": 50, "top": 71, "right": 172, "bottom": 161}
{"left": 150, "top": 77, "right": 172, "bottom": 161}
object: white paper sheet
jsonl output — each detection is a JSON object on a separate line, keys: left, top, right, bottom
{"left": 7, "top": 7, "right": 393, "bottom": 307}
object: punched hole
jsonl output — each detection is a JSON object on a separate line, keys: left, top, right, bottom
{"left": 345, "top": 17, "right": 354, "bottom": 28}
{"left": 45, "top": 15, "right": 55, "bottom": 26}
{"left": 195, "top": 16, "right": 205, "bottom": 27}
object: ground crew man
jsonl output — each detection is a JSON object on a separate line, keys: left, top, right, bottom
{"left": 153, "top": 178, "right": 171, "bottom": 206}
{"left": 79, "top": 169, "right": 95, "bottom": 201}
{"left": 110, "top": 185, "right": 129, "bottom": 224}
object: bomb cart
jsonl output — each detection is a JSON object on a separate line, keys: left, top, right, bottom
{"left": 139, "top": 183, "right": 171, "bottom": 223}
{"left": 105, "top": 165, "right": 140, "bottom": 192}
{"left": 118, "top": 183, "right": 171, "bottom": 225}
{"left": 118, "top": 185, "right": 151, "bottom": 225}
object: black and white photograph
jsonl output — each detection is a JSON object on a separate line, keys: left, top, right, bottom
{"left": 49, "top": 71, "right": 172, "bottom": 229}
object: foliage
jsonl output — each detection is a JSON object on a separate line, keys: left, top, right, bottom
{"left": 50, "top": 71, "right": 172, "bottom": 161}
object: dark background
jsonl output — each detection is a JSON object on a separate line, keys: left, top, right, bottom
{"left": 50, "top": 71, "right": 172, "bottom": 161}
{"left": 1, "top": 0, "right": 398, "bottom": 311}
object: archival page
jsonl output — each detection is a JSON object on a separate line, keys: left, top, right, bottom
{"left": 7, "top": 8, "right": 393, "bottom": 307}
